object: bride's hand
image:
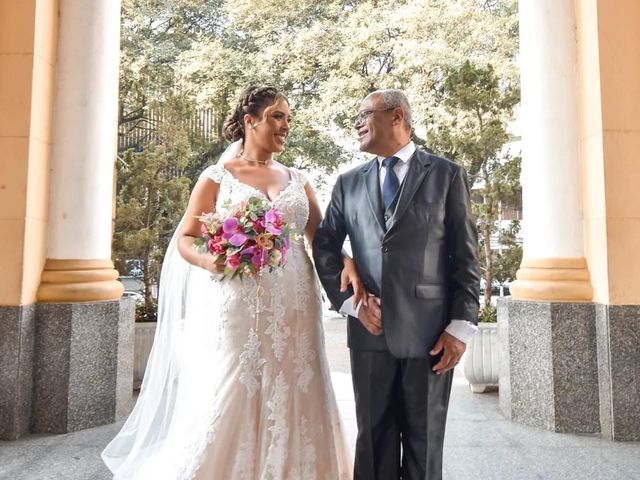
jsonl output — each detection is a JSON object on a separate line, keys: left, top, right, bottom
{"left": 203, "top": 255, "right": 225, "bottom": 275}
{"left": 340, "top": 257, "right": 369, "bottom": 308}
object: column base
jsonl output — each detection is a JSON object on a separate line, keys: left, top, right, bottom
{"left": 596, "top": 304, "right": 640, "bottom": 441}
{"left": 31, "top": 299, "right": 135, "bottom": 434}
{"left": 510, "top": 257, "right": 593, "bottom": 302}
{"left": 498, "top": 298, "right": 600, "bottom": 434}
{"left": 0, "top": 305, "right": 36, "bottom": 440}
{"left": 37, "top": 259, "right": 124, "bottom": 303}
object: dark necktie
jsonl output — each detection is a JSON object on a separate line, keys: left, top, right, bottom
{"left": 382, "top": 156, "right": 400, "bottom": 210}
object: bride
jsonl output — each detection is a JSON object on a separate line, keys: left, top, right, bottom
{"left": 102, "top": 86, "right": 361, "bottom": 479}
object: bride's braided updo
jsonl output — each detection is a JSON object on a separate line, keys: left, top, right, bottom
{"left": 222, "top": 86, "right": 287, "bottom": 142}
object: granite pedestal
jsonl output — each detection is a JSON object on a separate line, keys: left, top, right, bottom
{"left": 595, "top": 304, "right": 640, "bottom": 441}
{"left": 31, "top": 299, "right": 135, "bottom": 433}
{"left": 0, "top": 305, "right": 36, "bottom": 440}
{"left": 0, "top": 299, "right": 134, "bottom": 439}
{"left": 499, "top": 298, "right": 640, "bottom": 441}
{"left": 498, "top": 298, "right": 600, "bottom": 434}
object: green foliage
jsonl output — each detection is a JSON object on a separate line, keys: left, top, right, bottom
{"left": 114, "top": 95, "right": 193, "bottom": 311}
{"left": 135, "top": 300, "right": 158, "bottom": 322}
{"left": 493, "top": 221, "right": 523, "bottom": 284}
{"left": 119, "top": 0, "right": 519, "bottom": 171}
{"left": 478, "top": 304, "right": 497, "bottom": 323}
{"left": 429, "top": 61, "right": 521, "bottom": 310}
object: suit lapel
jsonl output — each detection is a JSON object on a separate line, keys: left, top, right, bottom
{"left": 362, "top": 158, "right": 386, "bottom": 232}
{"left": 387, "top": 150, "right": 432, "bottom": 234}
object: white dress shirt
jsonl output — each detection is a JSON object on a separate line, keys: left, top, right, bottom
{"left": 338, "top": 141, "right": 479, "bottom": 345}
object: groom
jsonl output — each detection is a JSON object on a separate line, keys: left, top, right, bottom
{"left": 313, "top": 89, "right": 480, "bottom": 480}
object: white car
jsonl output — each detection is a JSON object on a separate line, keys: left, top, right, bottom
{"left": 122, "top": 291, "right": 144, "bottom": 303}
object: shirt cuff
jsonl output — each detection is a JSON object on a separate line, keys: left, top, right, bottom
{"left": 339, "top": 295, "right": 362, "bottom": 318}
{"left": 445, "top": 320, "right": 478, "bottom": 344}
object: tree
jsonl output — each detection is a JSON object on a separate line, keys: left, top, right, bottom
{"left": 428, "top": 61, "right": 520, "bottom": 310}
{"left": 113, "top": 95, "right": 193, "bottom": 314}
{"left": 173, "top": 0, "right": 519, "bottom": 171}
{"left": 493, "top": 221, "right": 523, "bottom": 285}
{"left": 118, "top": 0, "right": 227, "bottom": 148}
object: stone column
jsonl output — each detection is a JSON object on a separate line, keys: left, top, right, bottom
{"left": 29, "top": 0, "right": 133, "bottom": 434}
{"left": 36, "top": 0, "right": 123, "bottom": 302}
{"left": 511, "top": 0, "right": 592, "bottom": 302}
{"left": 499, "top": 0, "right": 599, "bottom": 434}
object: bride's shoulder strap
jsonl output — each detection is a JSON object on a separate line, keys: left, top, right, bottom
{"left": 290, "top": 167, "right": 310, "bottom": 187}
{"left": 199, "top": 163, "right": 226, "bottom": 184}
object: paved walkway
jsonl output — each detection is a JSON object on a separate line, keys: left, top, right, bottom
{"left": 1, "top": 313, "right": 639, "bottom": 479}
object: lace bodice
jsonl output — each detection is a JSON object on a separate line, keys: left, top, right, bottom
{"left": 199, "top": 164, "right": 310, "bottom": 236}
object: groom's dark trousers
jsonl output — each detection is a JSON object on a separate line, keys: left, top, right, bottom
{"left": 350, "top": 350, "right": 453, "bottom": 479}
{"left": 313, "top": 149, "right": 480, "bottom": 480}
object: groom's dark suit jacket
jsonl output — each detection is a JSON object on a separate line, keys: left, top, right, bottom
{"left": 313, "top": 148, "right": 480, "bottom": 358}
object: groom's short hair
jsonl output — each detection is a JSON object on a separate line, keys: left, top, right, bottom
{"left": 377, "top": 89, "right": 412, "bottom": 132}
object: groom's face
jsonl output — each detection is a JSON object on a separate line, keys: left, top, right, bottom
{"left": 354, "top": 93, "right": 394, "bottom": 156}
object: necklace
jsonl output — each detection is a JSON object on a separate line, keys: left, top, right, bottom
{"left": 240, "top": 153, "right": 272, "bottom": 165}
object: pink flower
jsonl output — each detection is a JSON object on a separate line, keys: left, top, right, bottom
{"left": 266, "top": 224, "right": 282, "bottom": 235}
{"left": 207, "top": 238, "right": 216, "bottom": 254}
{"left": 228, "top": 232, "right": 247, "bottom": 247}
{"left": 221, "top": 217, "right": 247, "bottom": 246}
{"left": 208, "top": 235, "right": 226, "bottom": 255}
{"left": 265, "top": 209, "right": 281, "bottom": 223}
{"left": 251, "top": 249, "right": 268, "bottom": 268}
{"left": 265, "top": 208, "right": 283, "bottom": 235}
{"left": 225, "top": 254, "right": 241, "bottom": 271}
{"left": 222, "top": 217, "right": 239, "bottom": 233}
{"left": 252, "top": 219, "right": 265, "bottom": 233}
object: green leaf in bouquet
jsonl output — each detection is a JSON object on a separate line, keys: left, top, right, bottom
{"left": 192, "top": 237, "right": 208, "bottom": 254}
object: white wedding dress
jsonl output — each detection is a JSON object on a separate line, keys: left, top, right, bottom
{"left": 102, "top": 156, "right": 352, "bottom": 480}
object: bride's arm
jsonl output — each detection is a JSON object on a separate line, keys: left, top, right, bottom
{"left": 177, "top": 178, "right": 225, "bottom": 275}
{"left": 303, "top": 181, "right": 368, "bottom": 306}
{"left": 302, "top": 181, "right": 323, "bottom": 247}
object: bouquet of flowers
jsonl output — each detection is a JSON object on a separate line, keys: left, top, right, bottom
{"left": 194, "top": 196, "right": 296, "bottom": 280}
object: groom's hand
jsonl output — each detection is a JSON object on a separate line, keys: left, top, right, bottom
{"left": 430, "top": 331, "right": 466, "bottom": 375}
{"left": 358, "top": 295, "right": 383, "bottom": 336}
{"left": 340, "top": 260, "right": 369, "bottom": 308}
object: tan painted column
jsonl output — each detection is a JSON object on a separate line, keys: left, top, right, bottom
{"left": 511, "top": 0, "right": 592, "bottom": 302}
{"left": 0, "top": 0, "right": 58, "bottom": 306}
{"left": 0, "top": 0, "right": 60, "bottom": 440}
{"left": 36, "top": 0, "right": 123, "bottom": 302}
{"left": 578, "top": 0, "right": 640, "bottom": 305}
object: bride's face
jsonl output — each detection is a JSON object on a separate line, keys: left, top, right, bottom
{"left": 246, "top": 97, "right": 291, "bottom": 153}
